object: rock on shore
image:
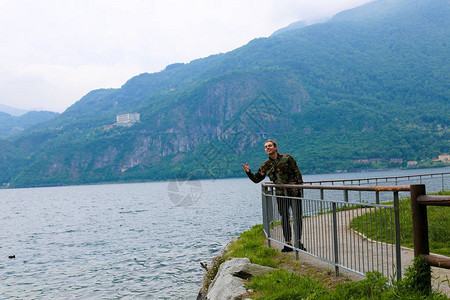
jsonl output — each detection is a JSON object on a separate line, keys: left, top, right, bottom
{"left": 201, "top": 257, "right": 275, "bottom": 300}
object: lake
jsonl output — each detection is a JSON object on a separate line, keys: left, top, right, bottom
{"left": 0, "top": 167, "right": 448, "bottom": 299}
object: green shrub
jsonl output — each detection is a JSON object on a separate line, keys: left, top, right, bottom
{"left": 395, "top": 256, "right": 432, "bottom": 296}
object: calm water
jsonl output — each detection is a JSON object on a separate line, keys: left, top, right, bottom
{"left": 0, "top": 167, "right": 448, "bottom": 299}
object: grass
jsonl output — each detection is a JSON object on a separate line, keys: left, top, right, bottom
{"left": 216, "top": 225, "right": 448, "bottom": 299}
{"left": 224, "top": 224, "right": 280, "bottom": 268}
{"left": 200, "top": 224, "right": 351, "bottom": 297}
{"left": 350, "top": 191, "right": 450, "bottom": 256}
{"left": 247, "top": 269, "right": 328, "bottom": 299}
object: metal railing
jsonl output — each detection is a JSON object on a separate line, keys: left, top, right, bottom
{"left": 262, "top": 183, "right": 406, "bottom": 281}
{"left": 305, "top": 172, "right": 449, "bottom": 193}
{"left": 301, "top": 172, "right": 450, "bottom": 206}
{"left": 261, "top": 172, "right": 450, "bottom": 282}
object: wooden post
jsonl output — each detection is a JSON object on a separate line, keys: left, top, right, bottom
{"left": 410, "top": 184, "right": 431, "bottom": 290}
{"left": 410, "top": 184, "right": 429, "bottom": 257}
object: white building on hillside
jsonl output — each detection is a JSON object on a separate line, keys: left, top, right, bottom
{"left": 116, "top": 113, "right": 140, "bottom": 126}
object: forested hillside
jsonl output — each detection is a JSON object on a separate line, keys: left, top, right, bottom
{"left": 1, "top": 0, "right": 449, "bottom": 188}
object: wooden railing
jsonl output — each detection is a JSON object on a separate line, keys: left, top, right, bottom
{"left": 410, "top": 184, "right": 450, "bottom": 290}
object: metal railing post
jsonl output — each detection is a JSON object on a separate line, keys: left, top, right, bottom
{"left": 332, "top": 202, "right": 340, "bottom": 277}
{"left": 393, "top": 191, "right": 402, "bottom": 281}
{"left": 292, "top": 198, "right": 300, "bottom": 259}
{"left": 320, "top": 188, "right": 324, "bottom": 212}
{"left": 268, "top": 187, "right": 274, "bottom": 230}
{"left": 261, "top": 185, "right": 271, "bottom": 247}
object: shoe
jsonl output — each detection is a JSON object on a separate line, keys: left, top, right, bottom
{"left": 281, "top": 243, "right": 294, "bottom": 252}
{"left": 298, "top": 242, "right": 306, "bottom": 251}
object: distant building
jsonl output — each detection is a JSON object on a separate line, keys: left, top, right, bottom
{"left": 103, "top": 113, "right": 141, "bottom": 130}
{"left": 116, "top": 113, "right": 140, "bottom": 126}
{"left": 407, "top": 161, "right": 418, "bottom": 166}
{"left": 438, "top": 153, "right": 450, "bottom": 162}
{"left": 352, "top": 158, "right": 382, "bottom": 164}
{"left": 353, "top": 159, "right": 369, "bottom": 164}
{"left": 390, "top": 158, "right": 403, "bottom": 163}
{"left": 103, "top": 124, "right": 115, "bottom": 130}
{"left": 369, "top": 158, "right": 382, "bottom": 163}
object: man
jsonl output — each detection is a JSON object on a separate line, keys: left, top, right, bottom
{"left": 242, "top": 139, "right": 305, "bottom": 252}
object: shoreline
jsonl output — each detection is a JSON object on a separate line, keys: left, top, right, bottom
{"left": 2, "top": 166, "right": 449, "bottom": 190}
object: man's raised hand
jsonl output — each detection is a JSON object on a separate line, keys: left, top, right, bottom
{"left": 241, "top": 163, "right": 250, "bottom": 173}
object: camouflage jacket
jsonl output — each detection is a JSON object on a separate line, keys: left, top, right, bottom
{"left": 246, "top": 153, "right": 303, "bottom": 196}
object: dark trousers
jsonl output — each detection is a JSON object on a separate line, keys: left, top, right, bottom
{"left": 277, "top": 197, "right": 302, "bottom": 243}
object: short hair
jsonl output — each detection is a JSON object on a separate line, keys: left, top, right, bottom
{"left": 264, "top": 139, "right": 277, "bottom": 148}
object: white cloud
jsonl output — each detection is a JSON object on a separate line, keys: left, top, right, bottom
{"left": 0, "top": 0, "right": 373, "bottom": 112}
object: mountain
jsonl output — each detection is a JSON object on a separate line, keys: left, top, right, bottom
{"left": 271, "top": 20, "right": 309, "bottom": 36}
{"left": 2, "top": 0, "right": 449, "bottom": 188}
{"left": 0, "top": 111, "right": 59, "bottom": 137}
{"left": 0, "top": 104, "right": 29, "bottom": 116}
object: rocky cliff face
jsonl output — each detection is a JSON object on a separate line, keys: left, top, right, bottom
{"left": 41, "top": 72, "right": 308, "bottom": 183}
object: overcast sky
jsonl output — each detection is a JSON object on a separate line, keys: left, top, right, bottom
{"left": 0, "top": 0, "right": 373, "bottom": 113}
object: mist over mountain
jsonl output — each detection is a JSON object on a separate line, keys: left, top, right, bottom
{"left": 0, "top": 104, "right": 29, "bottom": 116}
{"left": 271, "top": 20, "right": 309, "bottom": 36}
{"left": 1, "top": 0, "right": 449, "bottom": 188}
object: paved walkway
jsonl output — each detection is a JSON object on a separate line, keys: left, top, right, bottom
{"left": 268, "top": 208, "right": 449, "bottom": 297}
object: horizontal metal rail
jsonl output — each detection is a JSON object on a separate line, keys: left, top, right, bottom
{"left": 305, "top": 172, "right": 449, "bottom": 186}
{"left": 263, "top": 183, "right": 411, "bottom": 192}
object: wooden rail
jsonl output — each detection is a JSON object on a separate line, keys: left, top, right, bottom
{"left": 410, "top": 184, "right": 450, "bottom": 291}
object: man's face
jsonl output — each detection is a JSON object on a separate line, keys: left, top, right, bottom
{"left": 264, "top": 142, "right": 277, "bottom": 156}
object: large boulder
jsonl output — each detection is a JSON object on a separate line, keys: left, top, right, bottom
{"left": 205, "top": 258, "right": 275, "bottom": 300}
